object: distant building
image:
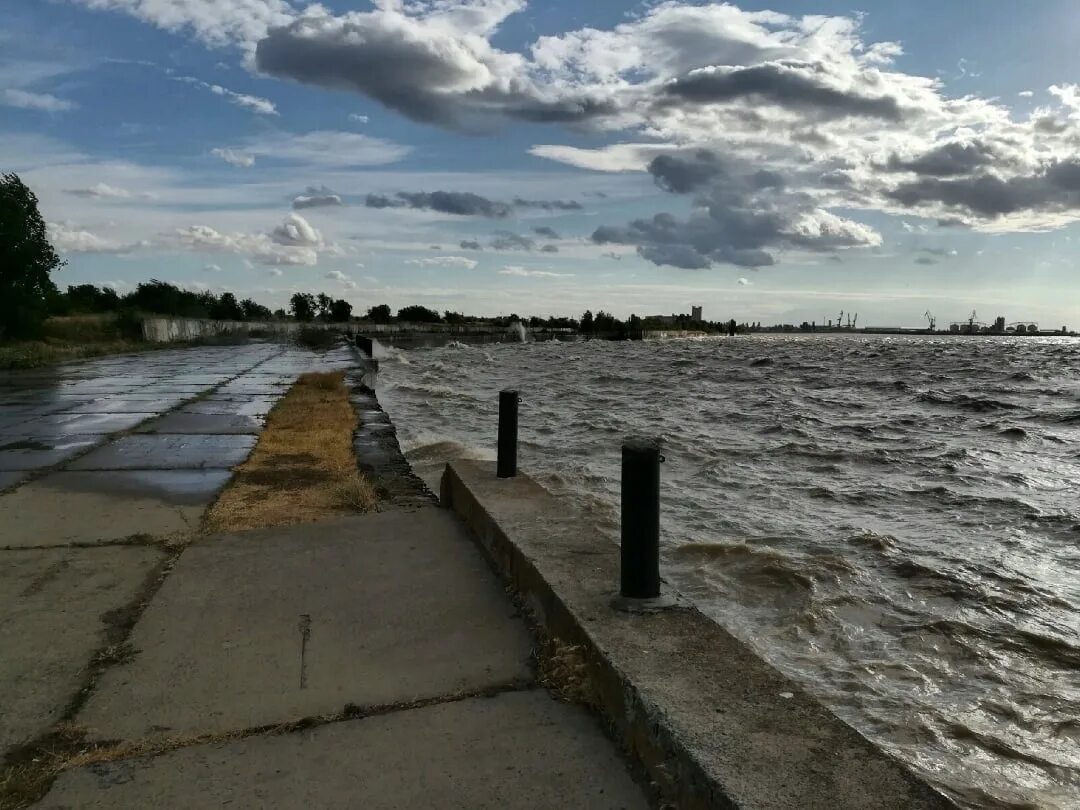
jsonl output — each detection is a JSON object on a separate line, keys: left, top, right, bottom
{"left": 993, "top": 316, "right": 1006, "bottom": 332}
{"left": 691, "top": 305, "right": 703, "bottom": 321}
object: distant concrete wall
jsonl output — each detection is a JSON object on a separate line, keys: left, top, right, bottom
{"left": 141, "top": 317, "right": 344, "bottom": 343}
{"left": 141, "top": 316, "right": 577, "bottom": 344}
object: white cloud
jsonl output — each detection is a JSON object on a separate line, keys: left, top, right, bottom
{"left": 349, "top": 113, "right": 369, "bottom": 123}
{"left": 498, "top": 265, "right": 574, "bottom": 278}
{"left": 405, "top": 255, "right": 478, "bottom": 269}
{"left": 207, "top": 83, "right": 276, "bottom": 114}
{"left": 66, "top": 0, "right": 294, "bottom": 47}
{"left": 325, "top": 270, "right": 348, "bottom": 281}
{"left": 1018, "top": 90, "right": 1034, "bottom": 98}
{"left": 270, "top": 212, "right": 322, "bottom": 247}
{"left": 2, "top": 88, "right": 77, "bottom": 112}
{"left": 737, "top": 277, "right": 752, "bottom": 285}
{"left": 239, "top": 130, "right": 411, "bottom": 167}
{"left": 64, "top": 182, "right": 156, "bottom": 200}
{"left": 48, "top": 221, "right": 145, "bottom": 254}
{"left": 204, "top": 263, "right": 222, "bottom": 272}
{"left": 527, "top": 143, "right": 677, "bottom": 173}
{"left": 293, "top": 186, "right": 344, "bottom": 209}
{"left": 267, "top": 268, "right": 283, "bottom": 277}
{"left": 172, "top": 219, "right": 318, "bottom": 266}
{"left": 175, "top": 76, "right": 277, "bottom": 114}
{"left": 210, "top": 147, "right": 255, "bottom": 167}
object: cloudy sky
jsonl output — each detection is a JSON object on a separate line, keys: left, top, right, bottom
{"left": 5, "top": 1, "right": 1080, "bottom": 326}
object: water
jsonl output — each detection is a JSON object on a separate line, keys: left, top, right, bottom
{"left": 375, "top": 334, "right": 1080, "bottom": 808}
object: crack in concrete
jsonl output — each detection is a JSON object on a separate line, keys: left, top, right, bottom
{"left": 297, "top": 614, "right": 312, "bottom": 690}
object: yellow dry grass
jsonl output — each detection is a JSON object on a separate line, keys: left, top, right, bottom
{"left": 205, "top": 371, "right": 378, "bottom": 532}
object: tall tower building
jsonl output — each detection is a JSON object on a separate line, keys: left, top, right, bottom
{"left": 691, "top": 305, "right": 703, "bottom": 321}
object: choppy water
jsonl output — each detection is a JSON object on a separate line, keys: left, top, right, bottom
{"left": 376, "top": 334, "right": 1080, "bottom": 808}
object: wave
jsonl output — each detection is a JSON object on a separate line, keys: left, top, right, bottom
{"left": 918, "top": 391, "right": 1023, "bottom": 412}
{"left": 999, "top": 427, "right": 1029, "bottom": 440}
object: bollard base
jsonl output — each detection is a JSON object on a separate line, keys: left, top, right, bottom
{"left": 610, "top": 590, "right": 684, "bottom": 614}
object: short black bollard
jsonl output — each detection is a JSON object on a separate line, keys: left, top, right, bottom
{"left": 620, "top": 438, "right": 662, "bottom": 599}
{"left": 497, "top": 389, "right": 519, "bottom": 478}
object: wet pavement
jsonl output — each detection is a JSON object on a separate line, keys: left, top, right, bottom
{"left": 0, "top": 343, "right": 353, "bottom": 509}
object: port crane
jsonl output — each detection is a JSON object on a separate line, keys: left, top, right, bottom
{"left": 924, "top": 311, "right": 936, "bottom": 331}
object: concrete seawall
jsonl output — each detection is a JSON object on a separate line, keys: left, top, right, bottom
{"left": 140, "top": 317, "right": 309, "bottom": 342}
{"left": 440, "top": 460, "right": 953, "bottom": 810}
{"left": 140, "top": 317, "right": 575, "bottom": 345}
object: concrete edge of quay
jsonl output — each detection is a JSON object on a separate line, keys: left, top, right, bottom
{"left": 440, "top": 458, "right": 956, "bottom": 810}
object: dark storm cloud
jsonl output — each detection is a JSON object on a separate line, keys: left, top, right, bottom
{"left": 662, "top": 62, "right": 904, "bottom": 121}
{"left": 364, "top": 191, "right": 511, "bottom": 217}
{"left": 648, "top": 150, "right": 784, "bottom": 194}
{"left": 255, "top": 17, "right": 615, "bottom": 129}
{"left": 514, "top": 198, "right": 582, "bottom": 212}
{"left": 886, "top": 141, "right": 997, "bottom": 177}
{"left": 363, "top": 191, "right": 585, "bottom": 218}
{"left": 539, "top": 244, "right": 559, "bottom": 253}
{"left": 365, "top": 193, "right": 399, "bottom": 209}
{"left": 591, "top": 149, "right": 879, "bottom": 269}
{"left": 532, "top": 226, "right": 560, "bottom": 238}
{"left": 915, "top": 256, "right": 938, "bottom": 265}
{"left": 886, "top": 159, "right": 1080, "bottom": 218}
{"left": 490, "top": 231, "right": 536, "bottom": 251}
{"left": 257, "top": 18, "right": 470, "bottom": 126}
{"left": 459, "top": 240, "right": 482, "bottom": 250}
{"left": 398, "top": 191, "right": 511, "bottom": 217}
{"left": 647, "top": 151, "right": 727, "bottom": 193}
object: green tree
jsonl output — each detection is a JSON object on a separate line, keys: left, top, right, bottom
{"left": 397, "top": 305, "right": 442, "bottom": 323}
{"left": 329, "top": 298, "right": 353, "bottom": 322}
{"left": 0, "top": 173, "right": 63, "bottom": 339}
{"left": 290, "top": 292, "right": 316, "bottom": 322}
{"left": 212, "top": 292, "right": 245, "bottom": 321}
{"left": 315, "top": 292, "right": 333, "bottom": 321}
{"left": 366, "top": 304, "right": 392, "bottom": 323}
{"left": 580, "top": 310, "right": 594, "bottom": 334}
{"left": 241, "top": 298, "right": 272, "bottom": 320}
{"left": 63, "top": 284, "right": 120, "bottom": 314}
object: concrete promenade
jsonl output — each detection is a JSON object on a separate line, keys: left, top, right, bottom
{"left": 0, "top": 346, "right": 648, "bottom": 808}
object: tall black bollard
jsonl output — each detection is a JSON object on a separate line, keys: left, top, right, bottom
{"left": 497, "top": 389, "right": 519, "bottom": 478}
{"left": 621, "top": 438, "right": 661, "bottom": 599}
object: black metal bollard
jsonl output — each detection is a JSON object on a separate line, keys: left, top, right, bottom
{"left": 497, "top": 389, "right": 519, "bottom": 478}
{"left": 621, "top": 438, "right": 662, "bottom": 599}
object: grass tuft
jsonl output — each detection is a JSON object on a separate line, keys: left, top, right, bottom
{"left": 205, "top": 371, "right": 378, "bottom": 532}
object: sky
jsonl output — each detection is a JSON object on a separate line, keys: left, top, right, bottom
{"left": 4, "top": 1, "right": 1080, "bottom": 327}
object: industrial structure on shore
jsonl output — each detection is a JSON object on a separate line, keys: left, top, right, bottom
{"left": 747, "top": 310, "right": 1071, "bottom": 336}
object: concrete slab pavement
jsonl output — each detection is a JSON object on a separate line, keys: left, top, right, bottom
{"left": 135, "top": 411, "right": 264, "bottom": 434}
{"left": 0, "top": 546, "right": 165, "bottom": 755}
{"left": 68, "top": 434, "right": 258, "bottom": 470}
{"left": 76, "top": 507, "right": 534, "bottom": 740}
{"left": 41, "top": 691, "right": 649, "bottom": 810}
{"left": 0, "top": 471, "right": 232, "bottom": 547}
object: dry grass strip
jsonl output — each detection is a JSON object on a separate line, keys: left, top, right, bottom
{"left": 205, "top": 371, "right": 377, "bottom": 532}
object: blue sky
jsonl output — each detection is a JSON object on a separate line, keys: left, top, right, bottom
{"left": 4, "top": 1, "right": 1080, "bottom": 328}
